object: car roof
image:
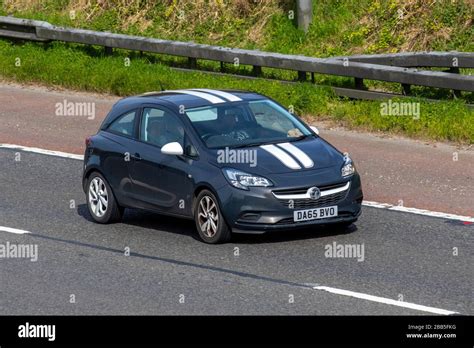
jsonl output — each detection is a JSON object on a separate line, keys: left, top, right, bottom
{"left": 115, "top": 89, "right": 266, "bottom": 110}
{"left": 101, "top": 89, "right": 268, "bottom": 130}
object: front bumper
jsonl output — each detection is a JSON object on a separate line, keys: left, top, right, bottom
{"left": 218, "top": 173, "right": 363, "bottom": 234}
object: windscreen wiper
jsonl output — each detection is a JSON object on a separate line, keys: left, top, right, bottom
{"left": 230, "top": 142, "right": 266, "bottom": 148}
{"left": 230, "top": 139, "right": 283, "bottom": 148}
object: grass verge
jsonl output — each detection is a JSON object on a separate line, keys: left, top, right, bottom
{"left": 1, "top": 0, "right": 472, "bottom": 55}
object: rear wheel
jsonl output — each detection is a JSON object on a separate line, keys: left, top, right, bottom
{"left": 87, "top": 172, "right": 123, "bottom": 223}
{"left": 194, "top": 190, "right": 231, "bottom": 244}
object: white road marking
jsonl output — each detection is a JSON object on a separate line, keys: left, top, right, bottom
{"left": 0, "top": 226, "right": 31, "bottom": 234}
{"left": 1, "top": 144, "right": 473, "bottom": 223}
{"left": 0, "top": 144, "right": 84, "bottom": 160}
{"left": 363, "top": 200, "right": 474, "bottom": 223}
{"left": 312, "top": 285, "right": 458, "bottom": 315}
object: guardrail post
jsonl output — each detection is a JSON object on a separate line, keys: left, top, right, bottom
{"left": 448, "top": 67, "right": 462, "bottom": 98}
{"left": 402, "top": 83, "right": 411, "bottom": 95}
{"left": 298, "top": 71, "right": 307, "bottom": 81}
{"left": 188, "top": 57, "right": 197, "bottom": 69}
{"left": 220, "top": 62, "right": 225, "bottom": 73}
{"left": 104, "top": 46, "right": 113, "bottom": 55}
{"left": 453, "top": 89, "right": 462, "bottom": 98}
{"left": 253, "top": 65, "right": 262, "bottom": 77}
{"left": 354, "top": 78, "right": 364, "bottom": 89}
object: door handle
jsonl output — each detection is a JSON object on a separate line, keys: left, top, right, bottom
{"left": 131, "top": 153, "right": 142, "bottom": 161}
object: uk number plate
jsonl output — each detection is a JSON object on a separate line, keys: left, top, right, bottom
{"left": 293, "top": 206, "right": 338, "bottom": 222}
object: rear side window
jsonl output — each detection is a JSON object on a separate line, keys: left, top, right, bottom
{"left": 107, "top": 110, "right": 136, "bottom": 136}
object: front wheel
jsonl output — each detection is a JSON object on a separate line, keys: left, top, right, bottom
{"left": 86, "top": 172, "right": 123, "bottom": 223}
{"left": 194, "top": 190, "right": 231, "bottom": 244}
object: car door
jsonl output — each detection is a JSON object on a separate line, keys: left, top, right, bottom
{"left": 99, "top": 108, "right": 140, "bottom": 207}
{"left": 128, "top": 105, "right": 194, "bottom": 217}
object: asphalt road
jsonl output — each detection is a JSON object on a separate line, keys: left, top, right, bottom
{"left": 0, "top": 148, "right": 472, "bottom": 315}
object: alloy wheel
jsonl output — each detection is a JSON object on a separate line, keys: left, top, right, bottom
{"left": 88, "top": 177, "right": 108, "bottom": 218}
{"left": 197, "top": 195, "right": 219, "bottom": 237}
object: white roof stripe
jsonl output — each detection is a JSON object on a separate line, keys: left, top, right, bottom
{"left": 277, "top": 142, "right": 314, "bottom": 168}
{"left": 191, "top": 89, "right": 242, "bottom": 102}
{"left": 172, "top": 90, "right": 226, "bottom": 104}
{"left": 260, "top": 144, "right": 301, "bottom": 170}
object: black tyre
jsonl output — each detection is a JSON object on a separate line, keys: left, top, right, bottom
{"left": 86, "top": 172, "right": 123, "bottom": 223}
{"left": 194, "top": 190, "right": 231, "bottom": 244}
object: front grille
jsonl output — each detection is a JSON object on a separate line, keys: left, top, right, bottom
{"left": 272, "top": 180, "right": 350, "bottom": 210}
{"left": 272, "top": 182, "right": 347, "bottom": 195}
{"left": 276, "top": 189, "right": 348, "bottom": 209}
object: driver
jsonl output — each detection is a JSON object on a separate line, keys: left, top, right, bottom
{"left": 147, "top": 119, "right": 164, "bottom": 146}
{"left": 147, "top": 114, "right": 184, "bottom": 147}
{"left": 220, "top": 110, "right": 250, "bottom": 141}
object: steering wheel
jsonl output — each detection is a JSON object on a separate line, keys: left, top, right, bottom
{"left": 201, "top": 133, "right": 214, "bottom": 141}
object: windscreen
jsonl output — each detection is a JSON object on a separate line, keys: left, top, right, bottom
{"left": 185, "top": 100, "right": 312, "bottom": 149}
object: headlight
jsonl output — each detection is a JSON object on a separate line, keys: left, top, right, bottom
{"left": 341, "top": 154, "right": 355, "bottom": 177}
{"left": 222, "top": 168, "right": 272, "bottom": 190}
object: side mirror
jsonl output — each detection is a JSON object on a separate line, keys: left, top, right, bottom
{"left": 310, "top": 125, "right": 320, "bottom": 135}
{"left": 161, "top": 142, "right": 184, "bottom": 156}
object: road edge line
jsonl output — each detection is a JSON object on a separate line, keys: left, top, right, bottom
{"left": 313, "top": 285, "right": 459, "bottom": 315}
{"left": 362, "top": 200, "right": 474, "bottom": 222}
{"left": 0, "top": 143, "right": 84, "bottom": 160}
{"left": 0, "top": 226, "right": 31, "bottom": 234}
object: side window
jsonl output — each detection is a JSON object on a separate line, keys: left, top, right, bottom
{"left": 107, "top": 110, "right": 137, "bottom": 137}
{"left": 140, "top": 107, "right": 184, "bottom": 148}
